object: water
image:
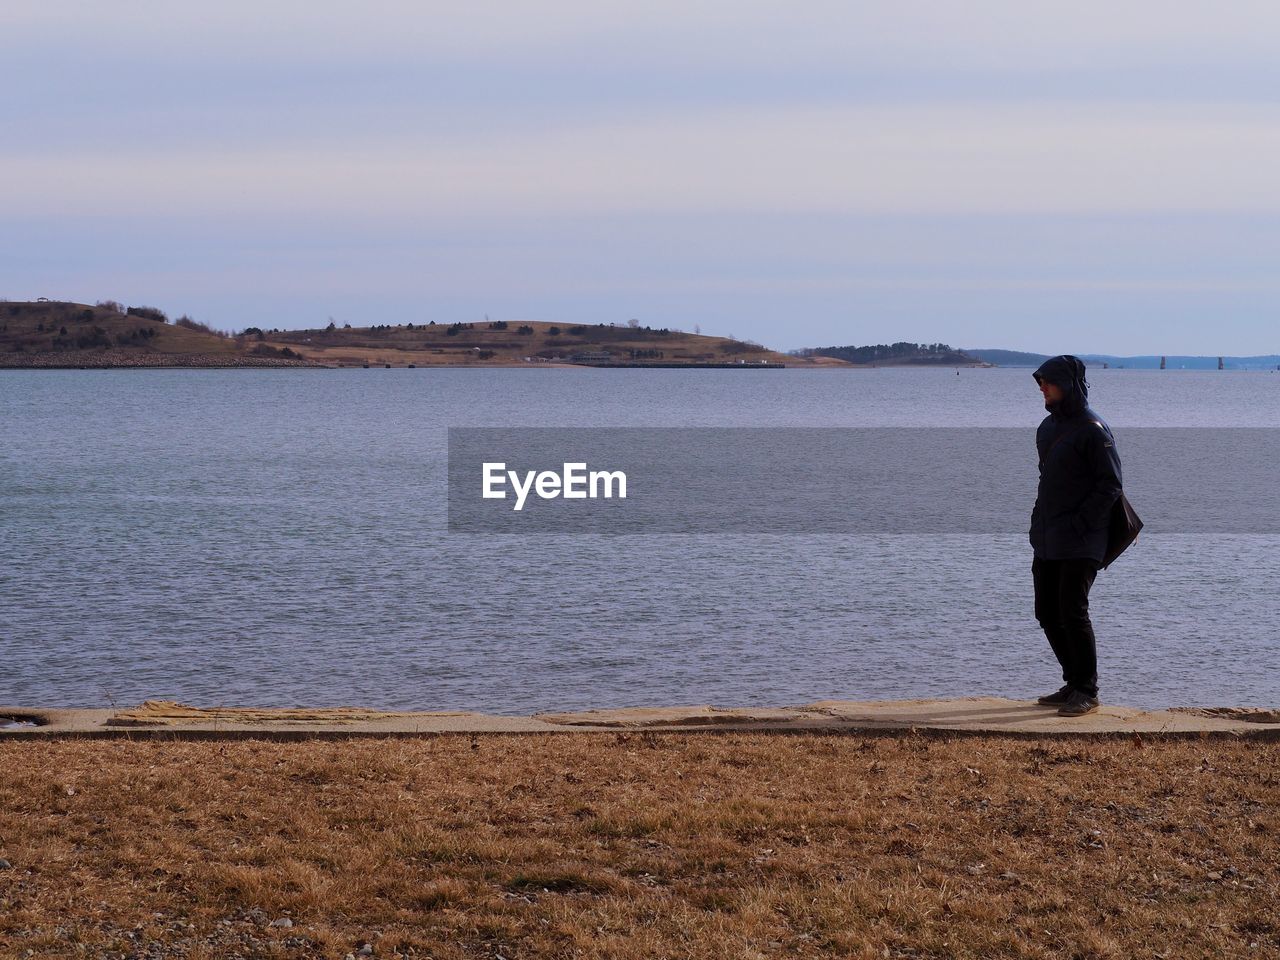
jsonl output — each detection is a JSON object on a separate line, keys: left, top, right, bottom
{"left": 2, "top": 367, "right": 1278, "bottom": 712}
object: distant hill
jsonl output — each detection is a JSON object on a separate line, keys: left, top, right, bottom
{"left": 264, "top": 318, "right": 825, "bottom": 367}
{"left": 18, "top": 303, "right": 1270, "bottom": 371}
{"left": 795, "top": 341, "right": 987, "bottom": 366}
{"left": 0, "top": 299, "right": 280, "bottom": 367}
{"left": 0, "top": 301, "right": 842, "bottom": 368}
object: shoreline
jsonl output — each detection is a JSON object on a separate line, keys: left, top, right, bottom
{"left": 4, "top": 696, "right": 1277, "bottom": 739}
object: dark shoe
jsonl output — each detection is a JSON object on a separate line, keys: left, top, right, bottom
{"left": 1057, "top": 690, "right": 1100, "bottom": 717}
{"left": 1036, "top": 684, "right": 1074, "bottom": 706}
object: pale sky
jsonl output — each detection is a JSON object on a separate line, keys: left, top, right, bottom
{"left": 3, "top": 1, "right": 1280, "bottom": 354}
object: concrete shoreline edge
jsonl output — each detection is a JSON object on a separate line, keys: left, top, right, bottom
{"left": 2, "top": 697, "right": 1277, "bottom": 740}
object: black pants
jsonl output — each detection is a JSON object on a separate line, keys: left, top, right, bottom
{"left": 1032, "top": 556, "right": 1100, "bottom": 698}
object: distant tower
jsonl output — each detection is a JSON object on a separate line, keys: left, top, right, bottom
{"left": 1218, "top": 356, "right": 1224, "bottom": 370}
{"left": 1160, "top": 356, "right": 1166, "bottom": 370}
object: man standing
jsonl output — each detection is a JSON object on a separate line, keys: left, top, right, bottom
{"left": 1030, "top": 355, "right": 1123, "bottom": 717}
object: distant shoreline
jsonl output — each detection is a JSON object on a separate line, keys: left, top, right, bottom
{"left": 0, "top": 352, "right": 313, "bottom": 370}
{"left": 2, "top": 300, "right": 820, "bottom": 369}
{"left": 0, "top": 354, "right": 975, "bottom": 371}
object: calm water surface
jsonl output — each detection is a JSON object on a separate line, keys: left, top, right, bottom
{"left": 2, "top": 367, "right": 1277, "bottom": 711}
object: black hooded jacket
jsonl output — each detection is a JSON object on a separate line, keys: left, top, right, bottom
{"left": 1030, "top": 355, "right": 1123, "bottom": 563}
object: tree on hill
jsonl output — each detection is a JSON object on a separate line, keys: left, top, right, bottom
{"left": 127, "top": 305, "right": 168, "bottom": 323}
{"left": 175, "top": 315, "right": 227, "bottom": 338}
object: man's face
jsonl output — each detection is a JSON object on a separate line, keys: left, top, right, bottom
{"left": 1039, "top": 378, "right": 1064, "bottom": 409}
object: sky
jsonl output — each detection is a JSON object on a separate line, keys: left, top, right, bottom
{"left": 3, "top": 1, "right": 1279, "bottom": 355}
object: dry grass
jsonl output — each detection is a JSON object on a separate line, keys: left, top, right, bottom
{"left": 0, "top": 301, "right": 238, "bottom": 359}
{"left": 1, "top": 733, "right": 1277, "bottom": 959}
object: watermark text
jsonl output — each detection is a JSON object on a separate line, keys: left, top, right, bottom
{"left": 482, "top": 462, "right": 627, "bottom": 511}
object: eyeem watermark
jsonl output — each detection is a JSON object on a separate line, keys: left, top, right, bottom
{"left": 449, "top": 426, "right": 1280, "bottom": 533}
{"left": 483, "top": 462, "right": 627, "bottom": 511}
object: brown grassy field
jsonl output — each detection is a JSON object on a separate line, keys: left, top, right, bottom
{"left": 2, "top": 733, "right": 1277, "bottom": 959}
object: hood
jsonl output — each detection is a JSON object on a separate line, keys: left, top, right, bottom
{"left": 1033, "top": 355, "right": 1089, "bottom": 417}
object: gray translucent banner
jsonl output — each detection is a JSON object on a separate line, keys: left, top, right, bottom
{"left": 447, "top": 428, "right": 1280, "bottom": 534}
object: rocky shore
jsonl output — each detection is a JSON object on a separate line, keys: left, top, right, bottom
{"left": 0, "top": 350, "right": 316, "bottom": 369}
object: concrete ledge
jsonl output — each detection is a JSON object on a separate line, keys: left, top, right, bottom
{"left": 2, "top": 696, "right": 1277, "bottom": 740}
{"left": 534, "top": 705, "right": 810, "bottom": 727}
